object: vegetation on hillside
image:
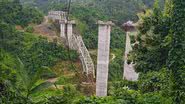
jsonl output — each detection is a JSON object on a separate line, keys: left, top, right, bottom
{"left": 0, "top": 0, "right": 185, "bottom": 104}
{"left": 128, "top": 0, "right": 185, "bottom": 103}
{"left": 0, "top": 0, "right": 43, "bottom": 27}
{"left": 0, "top": 0, "right": 78, "bottom": 103}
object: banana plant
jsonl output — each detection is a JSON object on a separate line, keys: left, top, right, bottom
{"left": 16, "top": 58, "right": 54, "bottom": 99}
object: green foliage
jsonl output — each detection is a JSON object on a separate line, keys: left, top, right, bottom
{"left": 137, "top": 92, "right": 172, "bottom": 104}
{"left": 108, "top": 80, "right": 172, "bottom": 104}
{"left": 41, "top": 84, "right": 81, "bottom": 104}
{"left": 138, "top": 69, "right": 170, "bottom": 94}
{"left": 43, "top": 95, "right": 66, "bottom": 104}
{"left": 132, "top": 1, "right": 171, "bottom": 73}
{"left": 1, "top": 0, "right": 185, "bottom": 104}
{"left": 112, "top": 89, "right": 138, "bottom": 104}
{"left": 109, "top": 80, "right": 138, "bottom": 93}
{"left": 21, "top": 7, "right": 43, "bottom": 24}
{"left": 20, "top": 36, "right": 78, "bottom": 72}
{"left": 71, "top": 5, "right": 107, "bottom": 49}
{"left": 93, "top": 0, "right": 144, "bottom": 25}
{"left": 131, "top": 0, "right": 185, "bottom": 103}
{"left": 0, "top": 0, "right": 22, "bottom": 25}
{"left": 21, "top": 0, "right": 67, "bottom": 14}
{"left": 0, "top": 0, "right": 43, "bottom": 27}
{"left": 109, "top": 49, "right": 124, "bottom": 81}
{"left": 167, "top": 0, "right": 185, "bottom": 103}
{"left": 0, "top": 22, "right": 78, "bottom": 72}
{"left": 21, "top": 0, "right": 127, "bottom": 49}
{"left": 0, "top": 3, "right": 78, "bottom": 102}
{"left": 0, "top": 22, "right": 24, "bottom": 53}
{"left": 16, "top": 7, "right": 44, "bottom": 26}
{"left": 63, "top": 84, "right": 81, "bottom": 104}
{"left": 109, "top": 61, "right": 122, "bottom": 80}
{"left": 0, "top": 49, "right": 16, "bottom": 83}
{"left": 26, "top": 26, "right": 34, "bottom": 33}
{"left": 56, "top": 75, "right": 76, "bottom": 85}
{"left": 0, "top": 88, "right": 33, "bottom": 104}
{"left": 31, "top": 89, "right": 62, "bottom": 103}
{"left": 110, "top": 27, "right": 126, "bottom": 49}
{"left": 108, "top": 81, "right": 139, "bottom": 104}
{"left": 16, "top": 59, "right": 54, "bottom": 98}
{"left": 142, "top": 0, "right": 165, "bottom": 8}
{"left": 76, "top": 96, "right": 117, "bottom": 104}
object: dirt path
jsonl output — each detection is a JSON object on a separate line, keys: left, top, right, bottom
{"left": 46, "top": 66, "right": 77, "bottom": 90}
{"left": 33, "top": 16, "right": 59, "bottom": 41}
{"left": 47, "top": 78, "right": 58, "bottom": 83}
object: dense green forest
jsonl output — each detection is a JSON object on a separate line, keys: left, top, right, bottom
{"left": 1, "top": 0, "right": 185, "bottom": 104}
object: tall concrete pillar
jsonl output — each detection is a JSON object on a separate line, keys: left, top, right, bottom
{"left": 96, "top": 21, "right": 113, "bottom": 97}
{"left": 123, "top": 32, "right": 138, "bottom": 81}
{"left": 122, "top": 21, "right": 139, "bottom": 81}
{"left": 67, "top": 20, "right": 75, "bottom": 49}
{"left": 60, "top": 20, "right": 66, "bottom": 39}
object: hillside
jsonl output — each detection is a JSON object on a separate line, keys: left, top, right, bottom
{"left": 21, "top": 0, "right": 144, "bottom": 23}
{"left": 1, "top": 0, "right": 185, "bottom": 104}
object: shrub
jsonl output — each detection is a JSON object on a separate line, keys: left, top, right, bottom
{"left": 25, "top": 26, "right": 34, "bottom": 33}
{"left": 0, "top": 86, "right": 33, "bottom": 104}
{"left": 111, "top": 88, "right": 138, "bottom": 104}
{"left": 108, "top": 80, "right": 138, "bottom": 94}
{"left": 76, "top": 96, "right": 117, "bottom": 104}
{"left": 44, "top": 95, "right": 66, "bottom": 104}
{"left": 137, "top": 92, "right": 172, "bottom": 104}
{"left": 62, "top": 84, "right": 81, "bottom": 104}
{"left": 138, "top": 69, "right": 169, "bottom": 94}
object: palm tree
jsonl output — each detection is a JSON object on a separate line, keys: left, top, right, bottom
{"left": 16, "top": 58, "right": 54, "bottom": 99}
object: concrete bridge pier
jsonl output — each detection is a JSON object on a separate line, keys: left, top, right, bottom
{"left": 122, "top": 21, "right": 139, "bottom": 81}
{"left": 60, "top": 20, "right": 66, "bottom": 39}
{"left": 67, "top": 20, "right": 75, "bottom": 49}
{"left": 59, "top": 19, "right": 95, "bottom": 80}
{"left": 96, "top": 21, "right": 114, "bottom": 97}
{"left": 123, "top": 32, "right": 138, "bottom": 81}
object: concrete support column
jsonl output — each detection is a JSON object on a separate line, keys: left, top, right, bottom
{"left": 96, "top": 21, "right": 113, "bottom": 97}
{"left": 122, "top": 21, "right": 139, "bottom": 81}
{"left": 123, "top": 32, "right": 138, "bottom": 81}
{"left": 67, "top": 20, "right": 75, "bottom": 49}
{"left": 60, "top": 20, "right": 66, "bottom": 39}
